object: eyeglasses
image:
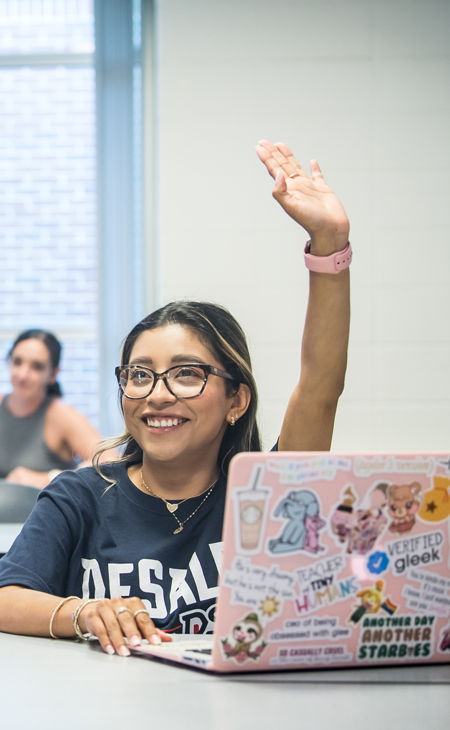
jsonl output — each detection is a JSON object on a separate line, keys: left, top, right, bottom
{"left": 115, "top": 363, "right": 235, "bottom": 400}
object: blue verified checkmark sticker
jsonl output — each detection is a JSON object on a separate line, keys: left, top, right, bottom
{"left": 367, "top": 551, "right": 389, "bottom": 575}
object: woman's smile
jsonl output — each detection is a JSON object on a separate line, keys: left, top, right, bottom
{"left": 123, "top": 324, "right": 234, "bottom": 463}
{"left": 141, "top": 413, "right": 189, "bottom": 432}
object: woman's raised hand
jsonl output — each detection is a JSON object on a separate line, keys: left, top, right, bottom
{"left": 255, "top": 140, "right": 349, "bottom": 255}
{"left": 79, "top": 597, "right": 172, "bottom": 656}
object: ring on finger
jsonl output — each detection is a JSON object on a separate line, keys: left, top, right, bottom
{"left": 115, "top": 606, "right": 133, "bottom": 619}
{"left": 289, "top": 173, "right": 300, "bottom": 179}
{"left": 133, "top": 609, "right": 149, "bottom": 619}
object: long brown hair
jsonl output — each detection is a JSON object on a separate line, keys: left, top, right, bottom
{"left": 94, "top": 301, "right": 261, "bottom": 480}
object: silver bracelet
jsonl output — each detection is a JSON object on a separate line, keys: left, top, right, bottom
{"left": 72, "top": 598, "right": 102, "bottom": 640}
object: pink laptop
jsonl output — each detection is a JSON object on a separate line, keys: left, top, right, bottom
{"left": 133, "top": 451, "right": 450, "bottom": 672}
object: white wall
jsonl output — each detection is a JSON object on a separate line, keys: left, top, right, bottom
{"left": 154, "top": 0, "right": 450, "bottom": 452}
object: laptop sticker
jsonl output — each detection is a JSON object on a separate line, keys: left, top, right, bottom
{"left": 267, "top": 455, "right": 351, "bottom": 485}
{"left": 366, "top": 550, "right": 390, "bottom": 575}
{"left": 269, "top": 643, "right": 353, "bottom": 667}
{"left": 222, "top": 556, "right": 296, "bottom": 620}
{"left": 330, "top": 484, "right": 387, "bottom": 555}
{"left": 221, "top": 612, "right": 267, "bottom": 664}
{"left": 418, "top": 476, "right": 450, "bottom": 523}
{"left": 438, "top": 622, "right": 450, "bottom": 653}
{"left": 356, "top": 613, "right": 435, "bottom": 663}
{"left": 354, "top": 455, "right": 436, "bottom": 478}
{"left": 267, "top": 615, "right": 352, "bottom": 643}
{"left": 401, "top": 567, "right": 450, "bottom": 617}
{"left": 232, "top": 464, "right": 272, "bottom": 556}
{"left": 347, "top": 580, "right": 397, "bottom": 624}
{"left": 387, "top": 481, "right": 422, "bottom": 534}
{"left": 268, "top": 489, "right": 326, "bottom": 555}
{"left": 294, "top": 555, "right": 359, "bottom": 616}
{"left": 385, "top": 529, "right": 444, "bottom": 576}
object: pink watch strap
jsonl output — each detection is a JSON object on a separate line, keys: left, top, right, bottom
{"left": 304, "top": 241, "right": 352, "bottom": 274}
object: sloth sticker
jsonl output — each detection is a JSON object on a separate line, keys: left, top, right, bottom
{"left": 221, "top": 612, "right": 267, "bottom": 664}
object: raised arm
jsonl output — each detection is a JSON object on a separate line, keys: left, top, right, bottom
{"left": 255, "top": 140, "right": 350, "bottom": 451}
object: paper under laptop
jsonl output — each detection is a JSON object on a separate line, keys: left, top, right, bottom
{"left": 132, "top": 451, "right": 450, "bottom": 672}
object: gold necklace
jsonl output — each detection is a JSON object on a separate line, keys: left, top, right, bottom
{"left": 140, "top": 469, "right": 219, "bottom": 534}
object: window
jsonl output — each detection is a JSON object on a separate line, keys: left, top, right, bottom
{"left": 0, "top": 0, "right": 98, "bottom": 424}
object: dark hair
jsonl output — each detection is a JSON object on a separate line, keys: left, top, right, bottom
{"left": 8, "top": 329, "right": 63, "bottom": 397}
{"left": 95, "top": 301, "right": 261, "bottom": 477}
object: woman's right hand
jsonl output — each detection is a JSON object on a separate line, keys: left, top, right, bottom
{"left": 79, "top": 597, "right": 172, "bottom": 656}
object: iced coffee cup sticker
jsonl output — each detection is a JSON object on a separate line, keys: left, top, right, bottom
{"left": 233, "top": 464, "right": 272, "bottom": 555}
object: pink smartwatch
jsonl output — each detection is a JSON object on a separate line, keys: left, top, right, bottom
{"left": 304, "top": 241, "right": 352, "bottom": 274}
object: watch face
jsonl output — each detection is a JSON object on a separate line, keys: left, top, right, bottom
{"left": 241, "top": 504, "right": 262, "bottom": 524}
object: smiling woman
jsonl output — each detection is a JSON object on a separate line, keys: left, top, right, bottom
{"left": 0, "top": 140, "right": 351, "bottom": 653}
{"left": 0, "top": 329, "right": 108, "bottom": 488}
{"left": 108, "top": 302, "right": 260, "bottom": 482}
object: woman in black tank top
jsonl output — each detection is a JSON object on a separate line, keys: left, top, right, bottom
{"left": 0, "top": 329, "right": 106, "bottom": 488}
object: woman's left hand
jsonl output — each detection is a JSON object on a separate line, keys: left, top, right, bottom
{"left": 6, "top": 466, "right": 50, "bottom": 489}
{"left": 255, "top": 139, "right": 349, "bottom": 255}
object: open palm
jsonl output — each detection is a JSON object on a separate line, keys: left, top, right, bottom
{"left": 256, "top": 140, "right": 349, "bottom": 247}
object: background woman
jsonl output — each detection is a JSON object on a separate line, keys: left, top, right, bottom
{"left": 0, "top": 140, "right": 351, "bottom": 654}
{"left": 0, "top": 329, "right": 107, "bottom": 488}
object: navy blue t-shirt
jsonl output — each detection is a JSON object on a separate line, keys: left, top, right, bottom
{"left": 0, "top": 446, "right": 278, "bottom": 634}
{"left": 0, "top": 463, "right": 229, "bottom": 633}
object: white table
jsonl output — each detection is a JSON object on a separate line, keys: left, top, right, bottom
{"left": 0, "top": 632, "right": 449, "bottom": 730}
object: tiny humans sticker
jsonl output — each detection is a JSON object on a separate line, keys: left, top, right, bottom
{"left": 295, "top": 555, "right": 358, "bottom": 616}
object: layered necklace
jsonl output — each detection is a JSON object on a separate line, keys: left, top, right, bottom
{"left": 140, "top": 468, "right": 219, "bottom": 535}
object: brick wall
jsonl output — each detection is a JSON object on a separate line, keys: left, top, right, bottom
{"left": 0, "top": 1, "right": 99, "bottom": 426}
{"left": 0, "top": 0, "right": 94, "bottom": 54}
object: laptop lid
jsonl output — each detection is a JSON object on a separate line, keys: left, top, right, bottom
{"left": 211, "top": 451, "right": 450, "bottom": 673}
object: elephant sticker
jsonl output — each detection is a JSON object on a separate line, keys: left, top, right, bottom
{"left": 268, "top": 489, "right": 326, "bottom": 555}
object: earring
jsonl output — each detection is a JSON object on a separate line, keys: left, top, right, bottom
{"left": 230, "top": 415, "right": 236, "bottom": 426}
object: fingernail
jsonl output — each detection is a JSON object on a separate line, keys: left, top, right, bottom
{"left": 130, "top": 635, "right": 141, "bottom": 647}
{"left": 150, "top": 633, "right": 161, "bottom": 646}
{"left": 119, "top": 645, "right": 130, "bottom": 656}
{"left": 105, "top": 645, "right": 115, "bottom": 655}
